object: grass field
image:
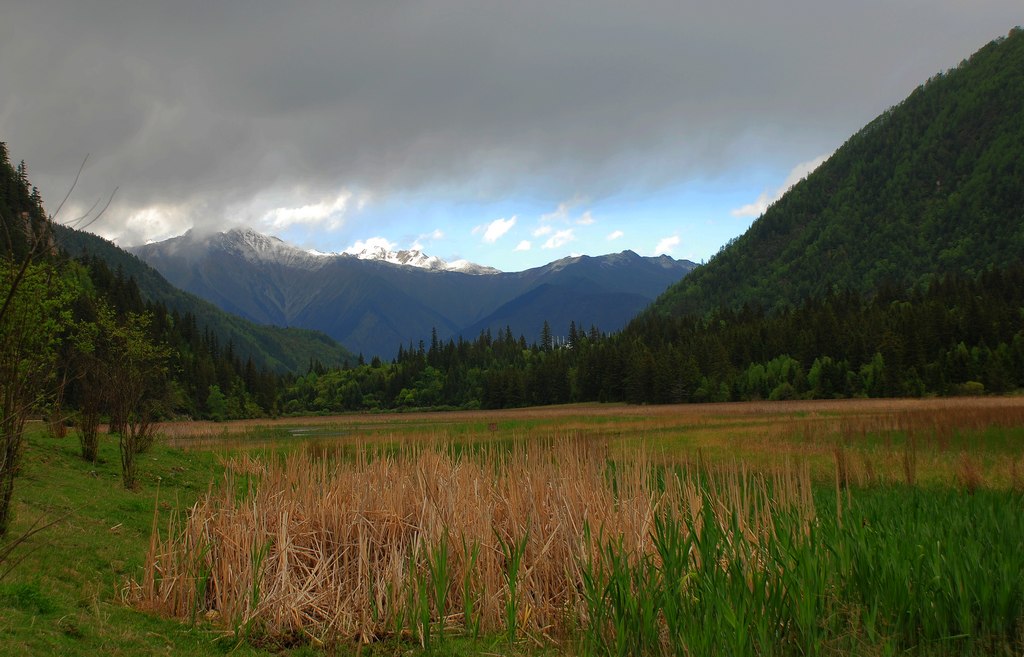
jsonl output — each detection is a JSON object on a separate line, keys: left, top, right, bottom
{"left": 2, "top": 397, "right": 1023, "bottom": 655}
{"left": 161, "top": 397, "right": 1024, "bottom": 488}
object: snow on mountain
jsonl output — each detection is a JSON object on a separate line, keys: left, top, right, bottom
{"left": 132, "top": 227, "right": 698, "bottom": 359}
{"left": 446, "top": 259, "right": 502, "bottom": 275}
{"left": 342, "top": 244, "right": 500, "bottom": 274}
{"left": 347, "top": 245, "right": 442, "bottom": 269}
{"left": 188, "top": 227, "right": 499, "bottom": 274}
{"left": 217, "top": 228, "right": 327, "bottom": 269}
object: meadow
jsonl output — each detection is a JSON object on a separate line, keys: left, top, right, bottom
{"left": 2, "top": 397, "right": 1023, "bottom": 655}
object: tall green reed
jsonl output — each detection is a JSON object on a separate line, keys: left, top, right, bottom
{"left": 577, "top": 475, "right": 1024, "bottom": 656}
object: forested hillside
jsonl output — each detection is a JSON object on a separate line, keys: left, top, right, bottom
{"left": 654, "top": 27, "right": 1024, "bottom": 317}
{"left": 130, "top": 228, "right": 694, "bottom": 359}
{"left": 54, "top": 226, "right": 354, "bottom": 373}
{"left": 270, "top": 30, "right": 1024, "bottom": 412}
{"left": 0, "top": 144, "right": 351, "bottom": 424}
{"left": 3, "top": 30, "right": 1023, "bottom": 425}
{"left": 273, "top": 265, "right": 1024, "bottom": 412}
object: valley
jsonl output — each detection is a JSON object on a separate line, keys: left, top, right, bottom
{"left": 129, "top": 228, "right": 696, "bottom": 359}
{"left": 1, "top": 21, "right": 1023, "bottom": 657}
{"left": 2, "top": 397, "right": 1023, "bottom": 655}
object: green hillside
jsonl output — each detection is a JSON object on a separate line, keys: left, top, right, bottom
{"left": 653, "top": 27, "right": 1024, "bottom": 317}
{"left": 53, "top": 225, "right": 355, "bottom": 372}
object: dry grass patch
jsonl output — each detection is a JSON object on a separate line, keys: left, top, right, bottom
{"left": 157, "top": 396, "right": 1024, "bottom": 489}
{"left": 128, "top": 437, "right": 816, "bottom": 647}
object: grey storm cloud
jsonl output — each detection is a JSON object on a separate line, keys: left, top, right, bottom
{"left": 1, "top": 0, "right": 1021, "bottom": 243}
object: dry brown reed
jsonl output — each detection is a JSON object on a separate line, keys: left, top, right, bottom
{"left": 837, "top": 401, "right": 1024, "bottom": 447}
{"left": 832, "top": 444, "right": 849, "bottom": 490}
{"left": 1012, "top": 457, "right": 1024, "bottom": 493}
{"left": 129, "top": 436, "right": 816, "bottom": 646}
{"left": 954, "top": 451, "right": 984, "bottom": 494}
{"left": 902, "top": 435, "right": 918, "bottom": 487}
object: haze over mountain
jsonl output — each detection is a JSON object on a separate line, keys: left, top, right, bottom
{"left": 131, "top": 228, "right": 695, "bottom": 358}
{"left": 4, "top": 24, "right": 1023, "bottom": 421}
{"left": 651, "top": 27, "right": 1024, "bottom": 318}
{"left": 6, "top": 3, "right": 1019, "bottom": 275}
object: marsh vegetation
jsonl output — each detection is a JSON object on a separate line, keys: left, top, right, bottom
{"left": 127, "top": 398, "right": 1024, "bottom": 655}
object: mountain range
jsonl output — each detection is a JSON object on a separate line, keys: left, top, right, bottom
{"left": 10, "top": 26, "right": 1024, "bottom": 415}
{"left": 129, "top": 228, "right": 696, "bottom": 358}
{"left": 327, "top": 241, "right": 500, "bottom": 275}
{"left": 53, "top": 225, "right": 355, "bottom": 372}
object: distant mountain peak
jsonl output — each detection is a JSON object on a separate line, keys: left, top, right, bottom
{"left": 130, "top": 227, "right": 697, "bottom": 358}
{"left": 341, "top": 244, "right": 500, "bottom": 274}
{"left": 197, "top": 227, "right": 499, "bottom": 274}
{"left": 213, "top": 227, "right": 325, "bottom": 268}
{"left": 446, "top": 258, "right": 501, "bottom": 275}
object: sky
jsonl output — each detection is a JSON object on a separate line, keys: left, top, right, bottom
{"left": 1, "top": 2, "right": 1021, "bottom": 272}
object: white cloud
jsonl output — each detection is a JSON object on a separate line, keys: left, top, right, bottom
{"left": 476, "top": 216, "right": 516, "bottom": 243}
{"left": 344, "top": 236, "right": 396, "bottom": 254}
{"left": 576, "top": 210, "right": 595, "bottom": 225}
{"left": 607, "top": 230, "right": 624, "bottom": 241}
{"left": 542, "top": 228, "right": 575, "bottom": 249}
{"left": 541, "top": 198, "right": 595, "bottom": 230}
{"left": 654, "top": 235, "right": 680, "bottom": 255}
{"left": 410, "top": 228, "right": 445, "bottom": 251}
{"left": 262, "top": 191, "right": 353, "bottom": 230}
{"left": 9, "top": 0, "right": 1018, "bottom": 254}
{"left": 731, "top": 154, "right": 830, "bottom": 218}
{"left": 731, "top": 195, "right": 772, "bottom": 221}
{"left": 118, "top": 203, "right": 194, "bottom": 246}
{"left": 541, "top": 199, "right": 575, "bottom": 223}
{"left": 514, "top": 240, "right": 532, "bottom": 251}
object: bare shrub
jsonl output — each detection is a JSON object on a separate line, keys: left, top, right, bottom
{"left": 98, "top": 307, "right": 168, "bottom": 489}
{"left": 76, "top": 407, "right": 102, "bottom": 464}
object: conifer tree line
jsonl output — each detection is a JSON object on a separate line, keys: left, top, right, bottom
{"left": 67, "top": 253, "right": 281, "bottom": 420}
{"left": 3, "top": 138, "right": 1024, "bottom": 439}
{"left": 0, "top": 139, "right": 288, "bottom": 534}
{"left": 0, "top": 143, "right": 291, "bottom": 522}
{"left": 279, "top": 267, "right": 1024, "bottom": 412}
{"left": 2, "top": 28, "right": 1022, "bottom": 545}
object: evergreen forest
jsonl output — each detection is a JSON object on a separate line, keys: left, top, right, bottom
{"left": 654, "top": 27, "right": 1024, "bottom": 317}
{"left": 0, "top": 29, "right": 1022, "bottom": 428}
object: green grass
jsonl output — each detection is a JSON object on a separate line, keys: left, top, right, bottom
{"left": 576, "top": 483, "right": 1024, "bottom": 656}
{"left": 5, "top": 401, "right": 1024, "bottom": 656}
{"left": 0, "top": 427, "right": 274, "bottom": 656}
{"left": 0, "top": 426, "right": 554, "bottom": 656}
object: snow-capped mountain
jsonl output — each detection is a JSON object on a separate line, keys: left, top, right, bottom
{"left": 338, "top": 243, "right": 499, "bottom": 274}
{"left": 212, "top": 228, "right": 327, "bottom": 268}
{"left": 155, "top": 227, "right": 498, "bottom": 274}
{"left": 130, "top": 228, "right": 697, "bottom": 358}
